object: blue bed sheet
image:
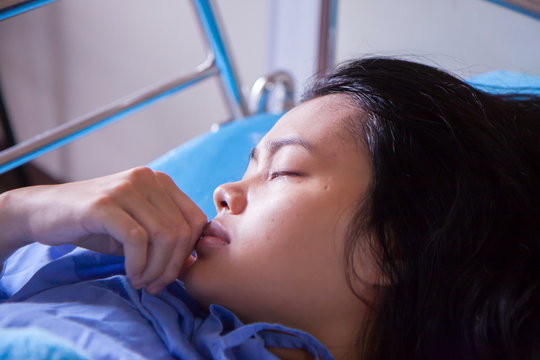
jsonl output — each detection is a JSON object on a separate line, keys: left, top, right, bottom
{"left": 0, "top": 244, "right": 333, "bottom": 360}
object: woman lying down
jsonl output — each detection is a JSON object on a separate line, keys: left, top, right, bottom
{"left": 0, "top": 57, "right": 539, "bottom": 360}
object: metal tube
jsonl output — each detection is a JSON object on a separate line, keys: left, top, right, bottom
{"left": 191, "top": 0, "right": 249, "bottom": 119}
{"left": 0, "top": 0, "right": 249, "bottom": 174}
{"left": 0, "top": 76, "right": 29, "bottom": 185}
{"left": 248, "top": 71, "right": 295, "bottom": 114}
{"left": 316, "top": 0, "right": 338, "bottom": 77}
{"left": 0, "top": 0, "right": 56, "bottom": 21}
{"left": 0, "top": 60, "right": 218, "bottom": 174}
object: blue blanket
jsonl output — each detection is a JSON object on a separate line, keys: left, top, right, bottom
{"left": 0, "top": 244, "right": 333, "bottom": 359}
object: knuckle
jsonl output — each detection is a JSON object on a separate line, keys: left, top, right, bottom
{"left": 186, "top": 213, "right": 207, "bottom": 239}
{"left": 128, "top": 227, "right": 147, "bottom": 243}
{"left": 194, "top": 212, "right": 208, "bottom": 230}
{"left": 154, "top": 170, "right": 172, "bottom": 183}
{"left": 132, "top": 166, "right": 152, "bottom": 176}
{"left": 127, "top": 166, "right": 153, "bottom": 182}
{"left": 151, "top": 227, "right": 177, "bottom": 247}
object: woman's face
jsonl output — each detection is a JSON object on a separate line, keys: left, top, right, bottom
{"left": 183, "top": 94, "right": 374, "bottom": 338}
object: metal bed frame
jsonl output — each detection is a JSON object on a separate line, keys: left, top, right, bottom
{"left": 0, "top": 0, "right": 337, "bottom": 175}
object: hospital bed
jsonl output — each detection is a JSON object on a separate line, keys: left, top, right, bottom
{"left": 0, "top": 1, "right": 539, "bottom": 358}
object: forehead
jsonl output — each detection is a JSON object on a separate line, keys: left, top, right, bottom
{"left": 262, "top": 94, "right": 360, "bottom": 148}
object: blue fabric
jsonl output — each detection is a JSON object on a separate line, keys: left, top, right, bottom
{"left": 467, "top": 70, "right": 540, "bottom": 95}
{"left": 0, "top": 244, "right": 333, "bottom": 360}
{"left": 0, "top": 327, "right": 88, "bottom": 360}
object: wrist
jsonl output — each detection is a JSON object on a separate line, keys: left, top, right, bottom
{"left": 0, "top": 189, "right": 34, "bottom": 259}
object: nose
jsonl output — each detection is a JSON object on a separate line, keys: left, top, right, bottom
{"left": 213, "top": 181, "right": 247, "bottom": 214}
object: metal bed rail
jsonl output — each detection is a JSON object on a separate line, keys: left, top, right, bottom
{"left": 316, "top": 0, "right": 338, "bottom": 77}
{"left": 248, "top": 71, "right": 295, "bottom": 115}
{"left": 0, "top": 0, "right": 54, "bottom": 21}
{"left": 0, "top": 0, "right": 248, "bottom": 174}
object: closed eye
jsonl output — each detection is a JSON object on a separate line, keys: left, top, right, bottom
{"left": 268, "top": 171, "right": 302, "bottom": 180}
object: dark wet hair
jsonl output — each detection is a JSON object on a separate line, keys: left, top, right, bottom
{"left": 304, "top": 57, "right": 540, "bottom": 359}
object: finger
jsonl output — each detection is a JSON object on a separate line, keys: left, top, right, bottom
{"left": 138, "top": 171, "right": 187, "bottom": 225}
{"left": 118, "top": 192, "right": 184, "bottom": 286}
{"left": 155, "top": 171, "right": 207, "bottom": 244}
{"left": 146, "top": 246, "right": 194, "bottom": 295}
{"left": 92, "top": 207, "right": 148, "bottom": 281}
{"left": 113, "top": 169, "right": 205, "bottom": 289}
{"left": 132, "top": 170, "right": 198, "bottom": 250}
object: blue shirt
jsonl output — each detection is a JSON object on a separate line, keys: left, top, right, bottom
{"left": 0, "top": 244, "right": 334, "bottom": 359}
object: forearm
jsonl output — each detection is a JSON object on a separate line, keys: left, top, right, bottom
{"left": 0, "top": 189, "right": 34, "bottom": 264}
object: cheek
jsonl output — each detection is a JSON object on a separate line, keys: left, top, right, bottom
{"left": 245, "top": 190, "right": 320, "bottom": 238}
{"left": 234, "top": 205, "right": 309, "bottom": 258}
{"left": 236, "top": 190, "right": 347, "bottom": 267}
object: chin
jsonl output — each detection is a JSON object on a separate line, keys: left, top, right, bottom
{"left": 182, "top": 262, "right": 256, "bottom": 324}
{"left": 182, "top": 260, "right": 225, "bottom": 309}
{"left": 182, "top": 263, "right": 207, "bottom": 304}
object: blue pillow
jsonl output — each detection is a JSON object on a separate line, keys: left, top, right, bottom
{"left": 467, "top": 70, "right": 540, "bottom": 95}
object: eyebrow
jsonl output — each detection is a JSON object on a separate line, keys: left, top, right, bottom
{"left": 249, "top": 137, "right": 314, "bottom": 162}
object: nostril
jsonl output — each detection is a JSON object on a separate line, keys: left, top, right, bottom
{"left": 213, "top": 182, "right": 245, "bottom": 214}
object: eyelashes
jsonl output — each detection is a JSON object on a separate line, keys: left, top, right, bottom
{"left": 268, "top": 171, "right": 302, "bottom": 180}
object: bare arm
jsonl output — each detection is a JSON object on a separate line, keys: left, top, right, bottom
{"left": 0, "top": 167, "right": 206, "bottom": 294}
{"left": 0, "top": 189, "right": 33, "bottom": 262}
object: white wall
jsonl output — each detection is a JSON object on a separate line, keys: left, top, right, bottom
{"left": 0, "top": 0, "right": 270, "bottom": 181}
{"left": 268, "top": 0, "right": 321, "bottom": 101}
{"left": 336, "top": 0, "right": 540, "bottom": 78}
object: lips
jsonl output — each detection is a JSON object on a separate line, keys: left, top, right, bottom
{"left": 196, "top": 220, "right": 231, "bottom": 251}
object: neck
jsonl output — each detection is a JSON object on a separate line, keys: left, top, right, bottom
{"left": 267, "top": 347, "right": 314, "bottom": 360}
{"left": 265, "top": 318, "right": 363, "bottom": 360}
{"left": 267, "top": 343, "right": 360, "bottom": 360}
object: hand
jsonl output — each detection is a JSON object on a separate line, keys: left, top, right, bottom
{"left": 0, "top": 167, "right": 207, "bottom": 294}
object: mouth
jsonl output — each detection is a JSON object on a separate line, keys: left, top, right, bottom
{"left": 196, "top": 220, "right": 231, "bottom": 251}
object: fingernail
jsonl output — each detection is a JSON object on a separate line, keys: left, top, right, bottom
{"left": 147, "top": 285, "right": 160, "bottom": 295}
{"left": 132, "top": 284, "right": 142, "bottom": 290}
{"left": 130, "top": 278, "right": 143, "bottom": 289}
